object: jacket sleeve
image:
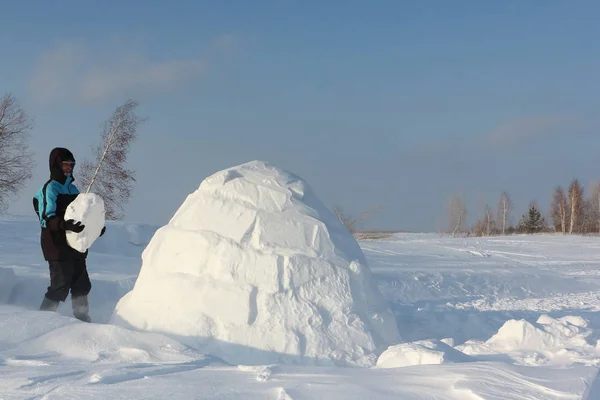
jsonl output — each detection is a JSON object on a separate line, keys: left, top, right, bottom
{"left": 41, "top": 183, "right": 63, "bottom": 231}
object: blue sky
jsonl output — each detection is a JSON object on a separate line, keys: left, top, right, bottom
{"left": 2, "top": 1, "right": 600, "bottom": 231}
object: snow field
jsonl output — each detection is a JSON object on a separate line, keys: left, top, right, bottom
{"left": 1, "top": 160, "right": 600, "bottom": 397}
{"left": 1, "top": 220, "right": 598, "bottom": 398}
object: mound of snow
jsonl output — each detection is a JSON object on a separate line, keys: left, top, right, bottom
{"left": 0, "top": 306, "right": 203, "bottom": 364}
{"left": 113, "top": 160, "right": 399, "bottom": 367}
{"left": 65, "top": 193, "right": 105, "bottom": 252}
{"left": 487, "top": 319, "right": 563, "bottom": 352}
{"left": 457, "top": 315, "right": 598, "bottom": 366}
{"left": 376, "top": 339, "right": 473, "bottom": 368}
{"left": 486, "top": 316, "right": 589, "bottom": 352}
{"left": 22, "top": 320, "right": 205, "bottom": 364}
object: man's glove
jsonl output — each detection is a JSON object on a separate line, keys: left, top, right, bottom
{"left": 100, "top": 226, "right": 106, "bottom": 237}
{"left": 62, "top": 219, "right": 85, "bottom": 233}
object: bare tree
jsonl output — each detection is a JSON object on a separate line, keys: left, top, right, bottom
{"left": 471, "top": 204, "right": 496, "bottom": 237}
{"left": 471, "top": 219, "right": 484, "bottom": 237}
{"left": 0, "top": 93, "right": 34, "bottom": 211}
{"left": 568, "top": 178, "right": 584, "bottom": 234}
{"left": 591, "top": 182, "right": 600, "bottom": 234}
{"left": 484, "top": 204, "right": 496, "bottom": 236}
{"left": 551, "top": 186, "right": 569, "bottom": 234}
{"left": 333, "top": 204, "right": 382, "bottom": 235}
{"left": 447, "top": 194, "right": 467, "bottom": 237}
{"left": 580, "top": 199, "right": 594, "bottom": 234}
{"left": 78, "top": 100, "right": 145, "bottom": 219}
{"left": 497, "top": 191, "right": 513, "bottom": 235}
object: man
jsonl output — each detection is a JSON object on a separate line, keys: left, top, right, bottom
{"left": 33, "top": 147, "right": 104, "bottom": 322}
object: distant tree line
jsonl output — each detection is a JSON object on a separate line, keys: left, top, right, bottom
{"left": 445, "top": 178, "right": 600, "bottom": 237}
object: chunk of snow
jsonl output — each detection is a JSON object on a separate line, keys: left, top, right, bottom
{"left": 376, "top": 339, "right": 473, "bottom": 368}
{"left": 457, "top": 315, "right": 597, "bottom": 366}
{"left": 486, "top": 319, "right": 561, "bottom": 352}
{"left": 64, "top": 193, "right": 105, "bottom": 253}
{"left": 485, "top": 317, "right": 589, "bottom": 352}
{"left": 113, "top": 160, "right": 399, "bottom": 367}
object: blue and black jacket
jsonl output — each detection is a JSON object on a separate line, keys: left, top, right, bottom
{"left": 33, "top": 148, "right": 87, "bottom": 261}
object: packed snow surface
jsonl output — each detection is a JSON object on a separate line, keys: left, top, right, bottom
{"left": 113, "top": 161, "right": 399, "bottom": 367}
{"left": 64, "top": 193, "right": 105, "bottom": 252}
{"left": 3, "top": 217, "right": 600, "bottom": 397}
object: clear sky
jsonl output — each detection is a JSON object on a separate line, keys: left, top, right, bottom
{"left": 2, "top": 1, "right": 600, "bottom": 231}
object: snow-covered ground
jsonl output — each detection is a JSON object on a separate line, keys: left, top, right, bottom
{"left": 2, "top": 217, "right": 600, "bottom": 399}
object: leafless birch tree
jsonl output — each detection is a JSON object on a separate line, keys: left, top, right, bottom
{"left": 591, "top": 182, "right": 600, "bottom": 233}
{"left": 0, "top": 93, "right": 34, "bottom": 211}
{"left": 484, "top": 204, "right": 496, "bottom": 235}
{"left": 472, "top": 203, "right": 496, "bottom": 237}
{"left": 568, "top": 179, "right": 584, "bottom": 234}
{"left": 551, "top": 186, "right": 569, "bottom": 234}
{"left": 78, "top": 100, "right": 145, "bottom": 220}
{"left": 497, "top": 191, "right": 513, "bottom": 235}
{"left": 580, "top": 199, "right": 594, "bottom": 234}
{"left": 447, "top": 194, "right": 467, "bottom": 237}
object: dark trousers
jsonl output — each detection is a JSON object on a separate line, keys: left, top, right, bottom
{"left": 44, "top": 258, "right": 92, "bottom": 302}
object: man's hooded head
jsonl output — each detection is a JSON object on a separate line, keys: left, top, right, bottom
{"left": 49, "top": 147, "right": 76, "bottom": 183}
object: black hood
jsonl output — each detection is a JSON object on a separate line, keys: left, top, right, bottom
{"left": 49, "top": 147, "right": 75, "bottom": 184}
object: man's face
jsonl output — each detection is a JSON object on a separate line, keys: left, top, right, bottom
{"left": 61, "top": 160, "right": 75, "bottom": 176}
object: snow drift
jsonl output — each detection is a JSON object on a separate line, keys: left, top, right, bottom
{"left": 457, "top": 315, "right": 599, "bottom": 366}
{"left": 113, "top": 160, "right": 399, "bottom": 367}
{"left": 0, "top": 306, "right": 206, "bottom": 367}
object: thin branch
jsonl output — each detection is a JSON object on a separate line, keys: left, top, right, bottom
{"left": 77, "top": 99, "right": 145, "bottom": 219}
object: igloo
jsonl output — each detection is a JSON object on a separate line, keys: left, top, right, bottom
{"left": 112, "top": 160, "right": 399, "bottom": 367}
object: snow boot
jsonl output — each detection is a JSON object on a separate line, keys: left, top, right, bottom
{"left": 72, "top": 295, "right": 91, "bottom": 322}
{"left": 39, "top": 296, "right": 59, "bottom": 312}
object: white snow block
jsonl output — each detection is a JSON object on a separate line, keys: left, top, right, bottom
{"left": 376, "top": 339, "right": 473, "bottom": 368}
{"left": 64, "top": 193, "right": 106, "bottom": 253}
{"left": 112, "top": 160, "right": 400, "bottom": 367}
